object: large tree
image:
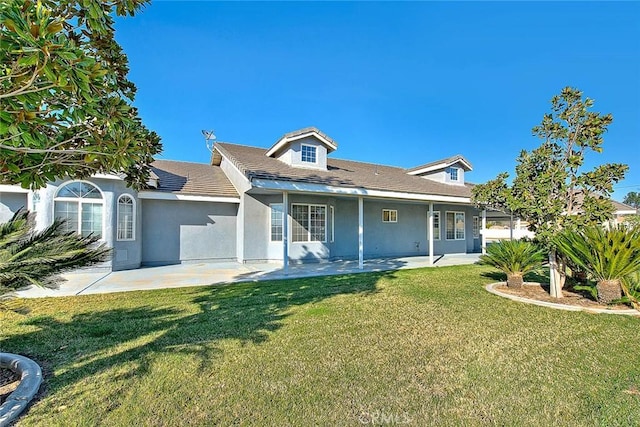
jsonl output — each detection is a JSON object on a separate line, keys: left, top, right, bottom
{"left": 0, "top": 0, "right": 161, "bottom": 189}
{"left": 472, "top": 87, "right": 628, "bottom": 298}
{"left": 623, "top": 192, "right": 640, "bottom": 209}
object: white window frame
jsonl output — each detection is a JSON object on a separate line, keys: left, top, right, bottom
{"left": 432, "top": 211, "right": 441, "bottom": 241}
{"left": 447, "top": 167, "right": 460, "bottom": 182}
{"left": 301, "top": 144, "right": 317, "bottom": 164}
{"left": 446, "top": 211, "right": 465, "bottom": 241}
{"left": 116, "top": 194, "right": 136, "bottom": 241}
{"left": 291, "top": 203, "right": 327, "bottom": 243}
{"left": 330, "top": 205, "right": 335, "bottom": 243}
{"left": 473, "top": 215, "right": 480, "bottom": 239}
{"left": 53, "top": 180, "right": 105, "bottom": 240}
{"left": 270, "top": 203, "right": 284, "bottom": 242}
{"left": 382, "top": 209, "right": 398, "bottom": 223}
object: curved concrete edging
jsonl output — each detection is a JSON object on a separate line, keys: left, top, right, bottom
{"left": 0, "top": 353, "right": 43, "bottom": 427}
{"left": 486, "top": 282, "right": 640, "bottom": 316}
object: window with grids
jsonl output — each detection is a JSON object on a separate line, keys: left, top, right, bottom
{"left": 117, "top": 195, "right": 135, "bottom": 241}
{"left": 473, "top": 216, "right": 480, "bottom": 238}
{"left": 432, "top": 211, "right": 441, "bottom": 240}
{"left": 446, "top": 211, "right": 465, "bottom": 240}
{"left": 270, "top": 203, "right": 283, "bottom": 241}
{"left": 382, "top": 209, "right": 397, "bottom": 223}
{"left": 291, "top": 204, "right": 326, "bottom": 242}
{"left": 54, "top": 181, "right": 103, "bottom": 239}
{"left": 447, "top": 167, "right": 459, "bottom": 181}
{"left": 301, "top": 145, "right": 317, "bottom": 163}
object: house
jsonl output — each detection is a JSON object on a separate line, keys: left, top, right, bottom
{"left": 0, "top": 127, "right": 487, "bottom": 271}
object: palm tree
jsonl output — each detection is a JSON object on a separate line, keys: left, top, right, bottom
{"left": 0, "top": 210, "right": 110, "bottom": 295}
{"left": 554, "top": 224, "right": 640, "bottom": 305}
{"left": 479, "top": 240, "right": 545, "bottom": 288}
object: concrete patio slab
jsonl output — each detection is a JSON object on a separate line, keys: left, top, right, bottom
{"left": 15, "top": 254, "right": 480, "bottom": 298}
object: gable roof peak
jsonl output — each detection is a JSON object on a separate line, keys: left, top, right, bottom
{"left": 406, "top": 154, "right": 473, "bottom": 175}
{"left": 265, "top": 127, "right": 338, "bottom": 157}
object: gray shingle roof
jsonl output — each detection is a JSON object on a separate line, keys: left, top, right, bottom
{"left": 215, "top": 143, "right": 473, "bottom": 199}
{"left": 150, "top": 160, "right": 238, "bottom": 198}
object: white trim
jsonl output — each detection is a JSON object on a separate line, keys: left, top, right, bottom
{"left": 116, "top": 194, "right": 136, "bottom": 241}
{"left": 92, "top": 173, "right": 124, "bottom": 181}
{"left": 407, "top": 158, "right": 473, "bottom": 176}
{"left": 382, "top": 209, "right": 398, "bottom": 223}
{"left": 330, "top": 205, "right": 335, "bottom": 243}
{"left": 251, "top": 178, "right": 471, "bottom": 204}
{"left": 473, "top": 215, "right": 480, "bottom": 239}
{"left": 137, "top": 191, "right": 241, "bottom": 204}
{"left": 53, "top": 180, "right": 105, "bottom": 240}
{"left": 269, "top": 203, "right": 284, "bottom": 242}
{"left": 266, "top": 130, "right": 338, "bottom": 157}
{"left": 283, "top": 191, "right": 289, "bottom": 273}
{"left": 290, "top": 203, "right": 328, "bottom": 243}
{"left": 616, "top": 210, "right": 637, "bottom": 215}
{"left": 358, "top": 197, "right": 363, "bottom": 269}
{"left": 432, "top": 210, "right": 441, "bottom": 241}
{"left": 300, "top": 144, "right": 318, "bottom": 164}
{"left": 445, "top": 211, "right": 466, "bottom": 241}
{"left": 0, "top": 185, "right": 29, "bottom": 194}
{"left": 428, "top": 203, "right": 434, "bottom": 265}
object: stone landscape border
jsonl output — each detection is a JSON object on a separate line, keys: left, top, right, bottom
{"left": 486, "top": 282, "right": 640, "bottom": 316}
{"left": 0, "top": 353, "right": 42, "bottom": 427}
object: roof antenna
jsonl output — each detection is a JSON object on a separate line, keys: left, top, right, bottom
{"left": 202, "top": 129, "right": 216, "bottom": 152}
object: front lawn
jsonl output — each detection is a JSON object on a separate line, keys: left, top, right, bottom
{"left": 1, "top": 265, "right": 639, "bottom": 425}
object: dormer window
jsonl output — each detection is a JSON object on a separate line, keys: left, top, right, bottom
{"left": 447, "top": 167, "right": 459, "bottom": 182}
{"left": 301, "top": 145, "right": 317, "bottom": 164}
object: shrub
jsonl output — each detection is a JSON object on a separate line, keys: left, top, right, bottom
{"left": 0, "top": 210, "right": 110, "bottom": 296}
{"left": 554, "top": 224, "right": 640, "bottom": 305}
{"left": 479, "top": 240, "right": 545, "bottom": 288}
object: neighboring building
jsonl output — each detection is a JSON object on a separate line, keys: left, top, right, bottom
{"left": 0, "top": 127, "right": 492, "bottom": 271}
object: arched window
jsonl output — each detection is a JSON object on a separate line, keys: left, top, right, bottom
{"left": 117, "top": 194, "right": 135, "bottom": 241}
{"left": 54, "top": 181, "right": 104, "bottom": 239}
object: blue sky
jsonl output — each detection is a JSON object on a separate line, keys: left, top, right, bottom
{"left": 114, "top": 1, "right": 640, "bottom": 202}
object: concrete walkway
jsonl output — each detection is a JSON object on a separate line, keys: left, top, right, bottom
{"left": 16, "top": 253, "right": 481, "bottom": 298}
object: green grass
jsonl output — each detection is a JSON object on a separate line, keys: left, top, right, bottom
{"left": 1, "top": 265, "right": 639, "bottom": 426}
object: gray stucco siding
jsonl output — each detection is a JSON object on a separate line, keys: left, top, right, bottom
{"left": 141, "top": 199, "right": 237, "bottom": 266}
{"left": 277, "top": 137, "right": 328, "bottom": 171}
{"left": 0, "top": 192, "right": 27, "bottom": 223}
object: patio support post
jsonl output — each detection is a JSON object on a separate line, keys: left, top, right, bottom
{"left": 509, "top": 212, "right": 514, "bottom": 240}
{"left": 428, "top": 202, "right": 434, "bottom": 265}
{"left": 283, "top": 191, "right": 289, "bottom": 275}
{"left": 481, "top": 209, "right": 487, "bottom": 255}
{"left": 516, "top": 218, "right": 521, "bottom": 239}
{"left": 358, "top": 196, "right": 364, "bottom": 269}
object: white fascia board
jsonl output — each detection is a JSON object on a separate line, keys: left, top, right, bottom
{"left": 266, "top": 131, "right": 338, "bottom": 157}
{"left": 406, "top": 163, "right": 448, "bottom": 176}
{"left": 0, "top": 184, "right": 30, "bottom": 193}
{"left": 92, "top": 173, "right": 124, "bottom": 180}
{"left": 252, "top": 178, "right": 471, "bottom": 204}
{"left": 138, "top": 191, "right": 240, "bottom": 203}
{"left": 616, "top": 209, "right": 637, "bottom": 215}
{"left": 408, "top": 159, "right": 473, "bottom": 176}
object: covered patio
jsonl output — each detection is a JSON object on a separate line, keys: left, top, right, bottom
{"left": 16, "top": 253, "right": 481, "bottom": 298}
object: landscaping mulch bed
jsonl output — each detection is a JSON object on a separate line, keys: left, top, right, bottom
{"left": 0, "top": 367, "right": 20, "bottom": 404}
{"left": 496, "top": 282, "right": 633, "bottom": 311}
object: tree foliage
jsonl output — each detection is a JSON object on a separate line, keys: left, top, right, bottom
{"left": 623, "top": 192, "right": 640, "bottom": 209}
{"left": 471, "top": 87, "right": 628, "bottom": 297}
{"left": 0, "top": 0, "right": 161, "bottom": 189}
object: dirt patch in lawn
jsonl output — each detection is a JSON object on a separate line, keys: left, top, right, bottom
{"left": 496, "top": 283, "right": 634, "bottom": 311}
{"left": 0, "top": 367, "right": 20, "bottom": 404}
